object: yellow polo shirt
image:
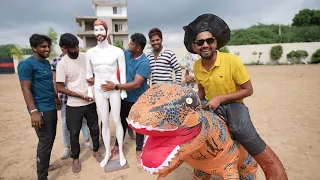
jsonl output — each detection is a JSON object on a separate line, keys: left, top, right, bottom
{"left": 193, "top": 51, "right": 250, "bottom": 103}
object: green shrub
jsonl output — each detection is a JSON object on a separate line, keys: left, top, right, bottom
{"left": 311, "top": 49, "right": 320, "bottom": 64}
{"left": 270, "top": 45, "right": 283, "bottom": 61}
{"left": 286, "top": 50, "right": 308, "bottom": 64}
{"left": 219, "top": 46, "right": 229, "bottom": 53}
{"left": 287, "top": 50, "right": 296, "bottom": 58}
{"left": 295, "top": 50, "right": 308, "bottom": 57}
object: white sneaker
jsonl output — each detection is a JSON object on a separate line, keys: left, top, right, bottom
{"left": 60, "top": 147, "right": 71, "bottom": 159}
{"left": 84, "top": 141, "right": 93, "bottom": 150}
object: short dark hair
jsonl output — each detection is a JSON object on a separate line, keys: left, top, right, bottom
{"left": 131, "top": 33, "right": 147, "bottom": 51}
{"left": 29, "top": 34, "right": 52, "bottom": 48}
{"left": 148, "top": 28, "right": 162, "bottom": 39}
{"left": 59, "top": 33, "right": 79, "bottom": 48}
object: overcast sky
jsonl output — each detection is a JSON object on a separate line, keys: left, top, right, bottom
{"left": 1, "top": 0, "right": 319, "bottom": 49}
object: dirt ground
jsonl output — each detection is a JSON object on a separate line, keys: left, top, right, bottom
{"left": 0, "top": 65, "right": 320, "bottom": 180}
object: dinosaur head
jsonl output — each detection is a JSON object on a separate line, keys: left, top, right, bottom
{"left": 127, "top": 83, "right": 208, "bottom": 175}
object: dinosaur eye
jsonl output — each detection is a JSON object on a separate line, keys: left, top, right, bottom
{"left": 186, "top": 97, "right": 193, "bottom": 104}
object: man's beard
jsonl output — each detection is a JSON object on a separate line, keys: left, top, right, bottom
{"left": 199, "top": 47, "right": 215, "bottom": 60}
{"left": 96, "top": 35, "right": 107, "bottom": 42}
{"left": 68, "top": 51, "right": 79, "bottom": 59}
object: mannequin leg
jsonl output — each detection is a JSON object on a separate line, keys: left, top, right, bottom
{"left": 94, "top": 89, "right": 112, "bottom": 167}
{"left": 110, "top": 91, "right": 126, "bottom": 166}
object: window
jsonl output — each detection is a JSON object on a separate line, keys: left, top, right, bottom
{"left": 114, "top": 24, "right": 122, "bottom": 32}
{"left": 113, "top": 7, "right": 122, "bottom": 14}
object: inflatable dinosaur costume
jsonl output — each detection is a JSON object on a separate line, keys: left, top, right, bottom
{"left": 128, "top": 83, "right": 259, "bottom": 179}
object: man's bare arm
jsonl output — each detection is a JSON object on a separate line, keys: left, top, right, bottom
{"left": 52, "top": 72, "right": 58, "bottom": 95}
{"left": 52, "top": 72, "right": 60, "bottom": 100}
{"left": 56, "top": 82, "right": 83, "bottom": 99}
{"left": 218, "top": 80, "right": 253, "bottom": 103}
{"left": 20, "top": 80, "right": 37, "bottom": 111}
{"left": 118, "top": 74, "right": 145, "bottom": 90}
{"left": 198, "top": 83, "right": 205, "bottom": 99}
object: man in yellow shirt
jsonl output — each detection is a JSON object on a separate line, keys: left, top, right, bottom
{"left": 183, "top": 13, "right": 288, "bottom": 180}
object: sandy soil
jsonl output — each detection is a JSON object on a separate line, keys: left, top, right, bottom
{"left": 0, "top": 65, "right": 320, "bottom": 180}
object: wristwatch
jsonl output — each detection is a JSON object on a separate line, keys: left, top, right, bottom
{"left": 115, "top": 84, "right": 119, "bottom": 90}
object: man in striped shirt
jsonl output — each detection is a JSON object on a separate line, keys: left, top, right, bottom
{"left": 146, "top": 28, "right": 182, "bottom": 85}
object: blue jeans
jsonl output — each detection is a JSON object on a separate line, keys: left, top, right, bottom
{"left": 61, "top": 103, "right": 90, "bottom": 147}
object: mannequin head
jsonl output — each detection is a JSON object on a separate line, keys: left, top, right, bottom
{"left": 94, "top": 20, "right": 108, "bottom": 42}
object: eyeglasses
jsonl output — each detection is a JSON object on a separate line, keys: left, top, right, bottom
{"left": 193, "top": 37, "right": 215, "bottom": 46}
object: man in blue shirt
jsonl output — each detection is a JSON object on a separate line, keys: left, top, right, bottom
{"left": 101, "top": 33, "right": 151, "bottom": 163}
{"left": 18, "top": 34, "right": 60, "bottom": 180}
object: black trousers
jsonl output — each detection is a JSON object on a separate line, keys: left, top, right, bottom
{"left": 66, "top": 103, "right": 100, "bottom": 159}
{"left": 115, "top": 100, "right": 144, "bottom": 151}
{"left": 35, "top": 110, "right": 57, "bottom": 180}
{"left": 215, "top": 102, "right": 266, "bottom": 156}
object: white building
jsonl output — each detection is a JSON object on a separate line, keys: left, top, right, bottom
{"left": 75, "top": 0, "right": 129, "bottom": 50}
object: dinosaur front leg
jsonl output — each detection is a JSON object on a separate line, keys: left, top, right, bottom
{"left": 157, "top": 159, "right": 184, "bottom": 179}
{"left": 193, "top": 169, "right": 211, "bottom": 180}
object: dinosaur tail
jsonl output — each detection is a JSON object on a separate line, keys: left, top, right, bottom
{"left": 253, "top": 145, "right": 288, "bottom": 180}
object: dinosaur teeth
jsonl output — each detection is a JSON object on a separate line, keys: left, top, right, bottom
{"left": 142, "top": 146, "right": 181, "bottom": 174}
{"left": 133, "top": 122, "right": 141, "bottom": 129}
{"left": 146, "top": 125, "right": 153, "bottom": 131}
{"left": 126, "top": 118, "right": 178, "bottom": 132}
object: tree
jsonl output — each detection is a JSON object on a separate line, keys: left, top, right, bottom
{"left": 47, "top": 27, "right": 58, "bottom": 60}
{"left": 0, "top": 44, "right": 16, "bottom": 58}
{"left": 10, "top": 46, "right": 23, "bottom": 62}
{"left": 114, "top": 40, "right": 124, "bottom": 50}
{"left": 292, "top": 9, "right": 320, "bottom": 27}
{"left": 47, "top": 27, "right": 58, "bottom": 46}
{"left": 219, "top": 46, "right": 229, "bottom": 53}
{"left": 227, "top": 9, "right": 320, "bottom": 46}
{"left": 21, "top": 48, "right": 33, "bottom": 55}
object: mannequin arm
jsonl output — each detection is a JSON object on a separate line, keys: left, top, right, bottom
{"left": 85, "top": 51, "right": 94, "bottom": 79}
{"left": 118, "top": 50, "right": 126, "bottom": 84}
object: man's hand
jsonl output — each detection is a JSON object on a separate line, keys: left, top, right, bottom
{"left": 185, "top": 74, "right": 196, "bottom": 84}
{"left": 31, "top": 112, "right": 42, "bottom": 129}
{"left": 83, "top": 95, "right": 94, "bottom": 102}
{"left": 56, "top": 98, "right": 61, "bottom": 111}
{"left": 206, "top": 96, "right": 223, "bottom": 110}
{"left": 86, "top": 77, "right": 95, "bottom": 86}
{"left": 100, "top": 81, "right": 116, "bottom": 91}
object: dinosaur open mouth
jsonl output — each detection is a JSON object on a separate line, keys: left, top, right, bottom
{"left": 127, "top": 119, "right": 201, "bottom": 174}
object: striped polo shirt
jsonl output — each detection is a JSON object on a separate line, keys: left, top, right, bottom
{"left": 146, "top": 47, "right": 182, "bottom": 85}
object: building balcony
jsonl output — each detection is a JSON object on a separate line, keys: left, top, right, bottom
{"left": 92, "top": 0, "right": 127, "bottom": 7}
{"left": 77, "top": 31, "right": 95, "bottom": 38}
{"left": 113, "top": 31, "right": 128, "bottom": 35}
{"left": 75, "top": 16, "right": 97, "bottom": 27}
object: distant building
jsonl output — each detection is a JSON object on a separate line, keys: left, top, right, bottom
{"left": 75, "top": 0, "right": 129, "bottom": 50}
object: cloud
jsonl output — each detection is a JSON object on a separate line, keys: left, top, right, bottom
{"left": 0, "top": 0, "right": 319, "bottom": 49}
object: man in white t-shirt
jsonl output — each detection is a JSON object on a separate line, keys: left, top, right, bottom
{"left": 55, "top": 33, "right": 103, "bottom": 173}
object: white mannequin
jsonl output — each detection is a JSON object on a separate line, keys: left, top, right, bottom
{"left": 85, "top": 20, "right": 127, "bottom": 167}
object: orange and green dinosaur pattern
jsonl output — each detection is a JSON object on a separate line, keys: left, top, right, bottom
{"left": 127, "top": 83, "right": 258, "bottom": 179}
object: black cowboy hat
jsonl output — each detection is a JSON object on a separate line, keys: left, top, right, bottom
{"left": 183, "top": 13, "right": 230, "bottom": 54}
